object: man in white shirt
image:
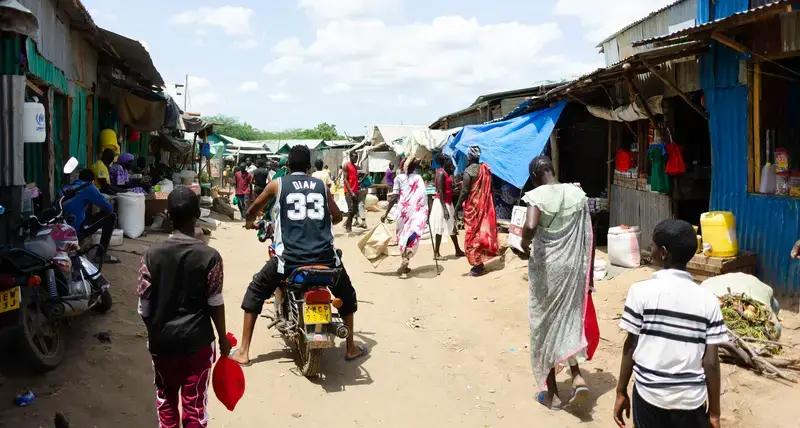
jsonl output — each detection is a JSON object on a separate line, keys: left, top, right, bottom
{"left": 614, "top": 219, "right": 726, "bottom": 428}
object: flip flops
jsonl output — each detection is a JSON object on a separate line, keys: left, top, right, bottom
{"left": 345, "top": 344, "right": 370, "bottom": 362}
{"left": 567, "top": 386, "right": 589, "bottom": 407}
{"left": 536, "top": 392, "right": 561, "bottom": 411}
{"left": 229, "top": 348, "right": 252, "bottom": 367}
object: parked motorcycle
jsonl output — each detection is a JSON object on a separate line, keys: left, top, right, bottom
{"left": 256, "top": 217, "right": 348, "bottom": 376}
{"left": 0, "top": 158, "right": 113, "bottom": 371}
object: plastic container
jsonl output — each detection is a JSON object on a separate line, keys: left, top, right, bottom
{"left": 116, "top": 193, "right": 146, "bottom": 238}
{"left": 157, "top": 179, "right": 174, "bottom": 194}
{"left": 99, "top": 129, "right": 117, "bottom": 148}
{"left": 23, "top": 102, "right": 46, "bottom": 143}
{"left": 776, "top": 171, "right": 791, "bottom": 196}
{"left": 607, "top": 226, "right": 642, "bottom": 268}
{"left": 775, "top": 148, "right": 790, "bottom": 173}
{"left": 700, "top": 212, "right": 738, "bottom": 257}
{"left": 790, "top": 172, "right": 800, "bottom": 198}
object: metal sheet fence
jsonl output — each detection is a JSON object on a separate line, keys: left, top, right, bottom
{"left": 610, "top": 185, "right": 674, "bottom": 250}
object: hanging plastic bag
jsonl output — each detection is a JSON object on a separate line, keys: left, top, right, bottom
{"left": 358, "top": 223, "right": 393, "bottom": 267}
{"left": 232, "top": 195, "right": 239, "bottom": 206}
{"left": 213, "top": 333, "right": 245, "bottom": 411}
{"left": 665, "top": 142, "right": 686, "bottom": 176}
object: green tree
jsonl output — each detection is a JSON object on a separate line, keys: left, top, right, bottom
{"left": 203, "top": 116, "right": 342, "bottom": 141}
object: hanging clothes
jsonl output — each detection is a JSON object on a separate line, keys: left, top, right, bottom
{"left": 648, "top": 144, "right": 671, "bottom": 194}
{"left": 665, "top": 142, "right": 686, "bottom": 176}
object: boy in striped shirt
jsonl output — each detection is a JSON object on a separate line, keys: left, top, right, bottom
{"left": 614, "top": 219, "right": 727, "bottom": 428}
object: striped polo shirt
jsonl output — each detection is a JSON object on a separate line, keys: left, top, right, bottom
{"left": 620, "top": 269, "right": 728, "bottom": 410}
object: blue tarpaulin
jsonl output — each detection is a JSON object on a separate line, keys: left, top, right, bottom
{"left": 445, "top": 101, "right": 566, "bottom": 188}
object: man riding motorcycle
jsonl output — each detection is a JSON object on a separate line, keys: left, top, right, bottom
{"left": 230, "top": 145, "right": 368, "bottom": 365}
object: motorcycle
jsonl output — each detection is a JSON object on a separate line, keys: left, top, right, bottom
{"left": 256, "top": 218, "right": 349, "bottom": 377}
{"left": 0, "top": 158, "right": 113, "bottom": 371}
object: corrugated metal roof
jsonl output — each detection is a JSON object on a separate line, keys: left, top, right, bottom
{"left": 633, "top": 0, "right": 793, "bottom": 47}
{"left": 597, "top": 0, "right": 691, "bottom": 45}
{"left": 99, "top": 28, "right": 163, "bottom": 86}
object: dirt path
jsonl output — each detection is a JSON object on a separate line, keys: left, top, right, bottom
{"left": 2, "top": 212, "right": 800, "bottom": 427}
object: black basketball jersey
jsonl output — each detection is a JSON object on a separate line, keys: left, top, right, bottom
{"left": 274, "top": 173, "right": 338, "bottom": 273}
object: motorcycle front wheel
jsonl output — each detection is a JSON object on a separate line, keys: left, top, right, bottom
{"left": 15, "top": 291, "right": 65, "bottom": 372}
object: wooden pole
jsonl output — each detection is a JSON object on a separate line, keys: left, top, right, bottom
{"left": 43, "top": 86, "right": 55, "bottom": 205}
{"left": 753, "top": 62, "right": 763, "bottom": 191}
{"left": 711, "top": 32, "right": 750, "bottom": 55}
{"left": 622, "top": 63, "right": 659, "bottom": 130}
{"left": 550, "top": 129, "right": 559, "bottom": 179}
{"left": 607, "top": 121, "right": 613, "bottom": 195}
{"left": 643, "top": 61, "right": 709, "bottom": 120}
{"left": 601, "top": 85, "right": 637, "bottom": 137}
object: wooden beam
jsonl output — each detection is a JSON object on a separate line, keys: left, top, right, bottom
{"left": 43, "top": 87, "right": 55, "bottom": 205}
{"left": 565, "top": 89, "right": 588, "bottom": 107}
{"left": 550, "top": 129, "right": 560, "bottom": 179}
{"left": 644, "top": 61, "right": 709, "bottom": 120}
{"left": 622, "top": 63, "right": 659, "bottom": 130}
{"left": 600, "top": 85, "right": 638, "bottom": 137}
{"left": 711, "top": 32, "right": 750, "bottom": 55}
{"left": 26, "top": 79, "right": 44, "bottom": 97}
{"left": 607, "top": 121, "right": 613, "bottom": 198}
{"left": 753, "top": 62, "right": 762, "bottom": 192}
{"left": 747, "top": 63, "right": 755, "bottom": 192}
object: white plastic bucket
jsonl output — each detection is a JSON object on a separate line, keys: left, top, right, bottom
{"left": 117, "top": 193, "right": 146, "bottom": 238}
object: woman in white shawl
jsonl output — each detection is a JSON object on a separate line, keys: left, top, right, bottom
{"left": 518, "top": 155, "right": 599, "bottom": 410}
{"left": 381, "top": 157, "right": 429, "bottom": 279}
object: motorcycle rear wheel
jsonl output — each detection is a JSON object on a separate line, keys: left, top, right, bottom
{"left": 296, "top": 334, "right": 323, "bottom": 377}
{"left": 15, "top": 294, "right": 65, "bottom": 372}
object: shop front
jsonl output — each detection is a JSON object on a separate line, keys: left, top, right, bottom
{"left": 633, "top": 0, "right": 800, "bottom": 293}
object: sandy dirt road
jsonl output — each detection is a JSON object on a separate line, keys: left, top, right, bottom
{"left": 2, "top": 211, "right": 800, "bottom": 428}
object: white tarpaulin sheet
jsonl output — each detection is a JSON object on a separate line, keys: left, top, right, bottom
{"left": 387, "top": 128, "right": 462, "bottom": 159}
{"left": 586, "top": 96, "right": 663, "bottom": 122}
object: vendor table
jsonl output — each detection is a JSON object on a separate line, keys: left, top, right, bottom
{"left": 687, "top": 251, "right": 757, "bottom": 282}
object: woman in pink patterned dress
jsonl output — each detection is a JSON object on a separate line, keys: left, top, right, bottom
{"left": 381, "top": 157, "right": 429, "bottom": 279}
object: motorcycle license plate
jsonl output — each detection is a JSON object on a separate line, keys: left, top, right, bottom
{"left": 303, "top": 304, "right": 331, "bottom": 325}
{"left": 0, "top": 286, "right": 21, "bottom": 313}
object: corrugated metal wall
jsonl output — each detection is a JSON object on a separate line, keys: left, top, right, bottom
{"left": 698, "top": 0, "right": 749, "bottom": 23}
{"left": 781, "top": 12, "right": 800, "bottom": 52}
{"left": 0, "top": 76, "right": 26, "bottom": 246}
{"left": 18, "top": 0, "right": 71, "bottom": 77}
{"left": 0, "top": 76, "right": 25, "bottom": 187}
{"left": 0, "top": 32, "right": 23, "bottom": 75}
{"left": 610, "top": 185, "right": 674, "bottom": 249}
{"left": 701, "top": 38, "right": 800, "bottom": 294}
{"left": 70, "top": 30, "right": 97, "bottom": 86}
{"left": 605, "top": 0, "right": 697, "bottom": 64}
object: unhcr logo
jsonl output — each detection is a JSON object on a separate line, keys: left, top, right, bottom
{"left": 36, "top": 112, "right": 45, "bottom": 132}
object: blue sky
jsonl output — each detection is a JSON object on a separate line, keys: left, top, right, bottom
{"left": 82, "top": 0, "right": 675, "bottom": 135}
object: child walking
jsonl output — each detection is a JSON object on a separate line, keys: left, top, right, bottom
{"left": 614, "top": 219, "right": 726, "bottom": 428}
{"left": 138, "top": 188, "right": 232, "bottom": 427}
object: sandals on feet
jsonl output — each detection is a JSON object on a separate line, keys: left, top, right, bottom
{"left": 345, "top": 344, "right": 370, "bottom": 362}
{"left": 567, "top": 386, "right": 589, "bottom": 406}
{"left": 535, "top": 392, "right": 561, "bottom": 411}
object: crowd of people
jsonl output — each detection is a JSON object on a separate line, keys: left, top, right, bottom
{"left": 126, "top": 146, "right": 727, "bottom": 428}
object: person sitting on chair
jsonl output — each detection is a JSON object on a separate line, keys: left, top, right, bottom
{"left": 62, "top": 169, "right": 119, "bottom": 264}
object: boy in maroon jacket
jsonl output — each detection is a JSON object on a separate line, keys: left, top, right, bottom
{"left": 138, "top": 188, "right": 231, "bottom": 427}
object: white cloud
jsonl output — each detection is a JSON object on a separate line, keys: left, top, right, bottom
{"left": 239, "top": 81, "right": 259, "bottom": 92}
{"left": 187, "top": 76, "right": 210, "bottom": 89}
{"left": 233, "top": 39, "right": 259, "bottom": 50}
{"left": 190, "top": 93, "right": 220, "bottom": 114}
{"left": 322, "top": 82, "right": 352, "bottom": 94}
{"left": 263, "top": 56, "right": 306, "bottom": 75}
{"left": 298, "top": 0, "right": 400, "bottom": 21}
{"left": 554, "top": 0, "right": 677, "bottom": 42}
{"left": 269, "top": 93, "right": 297, "bottom": 103}
{"left": 171, "top": 6, "right": 254, "bottom": 36}
{"left": 263, "top": 16, "right": 566, "bottom": 94}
